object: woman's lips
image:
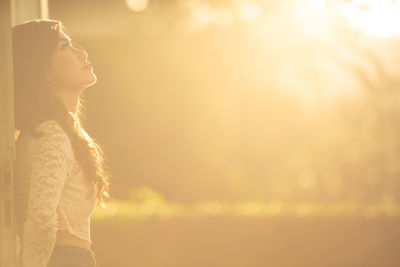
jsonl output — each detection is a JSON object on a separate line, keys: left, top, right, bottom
{"left": 83, "top": 62, "right": 93, "bottom": 69}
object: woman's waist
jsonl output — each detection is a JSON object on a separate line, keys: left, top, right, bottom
{"left": 55, "top": 230, "right": 91, "bottom": 251}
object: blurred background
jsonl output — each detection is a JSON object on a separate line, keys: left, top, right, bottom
{"left": 48, "top": 0, "right": 400, "bottom": 266}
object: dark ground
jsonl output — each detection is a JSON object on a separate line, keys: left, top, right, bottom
{"left": 91, "top": 216, "right": 400, "bottom": 267}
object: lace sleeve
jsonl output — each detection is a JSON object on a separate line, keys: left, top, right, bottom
{"left": 21, "top": 120, "right": 71, "bottom": 267}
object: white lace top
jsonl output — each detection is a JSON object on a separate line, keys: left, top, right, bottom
{"left": 16, "top": 120, "right": 98, "bottom": 267}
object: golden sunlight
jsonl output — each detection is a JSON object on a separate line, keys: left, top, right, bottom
{"left": 237, "top": 1, "right": 263, "bottom": 21}
{"left": 10, "top": 1, "right": 400, "bottom": 266}
{"left": 307, "top": 0, "right": 326, "bottom": 11}
{"left": 338, "top": 0, "right": 400, "bottom": 38}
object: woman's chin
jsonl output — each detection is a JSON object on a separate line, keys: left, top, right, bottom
{"left": 85, "top": 73, "right": 97, "bottom": 87}
{"left": 90, "top": 73, "right": 97, "bottom": 83}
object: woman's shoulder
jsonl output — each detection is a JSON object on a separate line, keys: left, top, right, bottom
{"left": 35, "top": 119, "right": 63, "bottom": 133}
{"left": 33, "top": 119, "right": 72, "bottom": 147}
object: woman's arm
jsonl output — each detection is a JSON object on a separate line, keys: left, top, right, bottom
{"left": 21, "top": 120, "right": 71, "bottom": 267}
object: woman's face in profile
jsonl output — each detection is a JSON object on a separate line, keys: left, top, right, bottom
{"left": 46, "top": 29, "right": 97, "bottom": 91}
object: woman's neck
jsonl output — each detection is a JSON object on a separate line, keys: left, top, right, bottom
{"left": 52, "top": 88, "right": 81, "bottom": 114}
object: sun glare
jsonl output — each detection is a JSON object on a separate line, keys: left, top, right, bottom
{"left": 307, "top": 0, "right": 326, "bottom": 11}
{"left": 338, "top": 0, "right": 400, "bottom": 38}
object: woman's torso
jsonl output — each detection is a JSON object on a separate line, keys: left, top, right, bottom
{"left": 15, "top": 120, "right": 99, "bottom": 251}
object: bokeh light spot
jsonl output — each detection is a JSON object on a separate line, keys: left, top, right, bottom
{"left": 126, "top": 0, "right": 148, "bottom": 12}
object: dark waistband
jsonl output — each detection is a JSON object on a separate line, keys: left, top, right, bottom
{"left": 53, "top": 244, "right": 96, "bottom": 257}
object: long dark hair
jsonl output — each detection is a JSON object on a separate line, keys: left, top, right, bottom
{"left": 12, "top": 19, "right": 111, "bottom": 232}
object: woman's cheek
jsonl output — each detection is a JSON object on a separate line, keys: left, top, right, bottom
{"left": 50, "top": 54, "right": 88, "bottom": 86}
{"left": 60, "top": 61, "right": 80, "bottom": 81}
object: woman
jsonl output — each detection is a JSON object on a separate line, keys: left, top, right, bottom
{"left": 12, "top": 19, "right": 111, "bottom": 267}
